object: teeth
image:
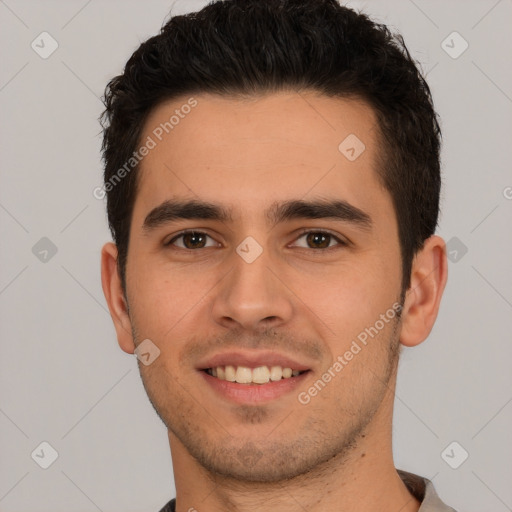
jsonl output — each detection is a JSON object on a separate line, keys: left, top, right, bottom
{"left": 235, "top": 366, "right": 252, "bottom": 384}
{"left": 225, "top": 365, "right": 236, "bottom": 382}
{"left": 252, "top": 366, "right": 270, "bottom": 384}
{"left": 270, "top": 366, "right": 282, "bottom": 381}
{"left": 208, "top": 365, "right": 303, "bottom": 384}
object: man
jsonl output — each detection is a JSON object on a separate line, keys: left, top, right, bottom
{"left": 99, "top": 0, "right": 453, "bottom": 510}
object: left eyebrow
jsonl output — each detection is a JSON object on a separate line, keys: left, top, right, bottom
{"left": 142, "top": 197, "right": 373, "bottom": 233}
{"left": 266, "top": 198, "right": 373, "bottom": 230}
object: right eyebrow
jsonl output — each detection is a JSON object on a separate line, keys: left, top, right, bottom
{"left": 142, "top": 199, "right": 233, "bottom": 233}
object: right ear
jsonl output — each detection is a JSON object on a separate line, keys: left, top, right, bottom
{"left": 100, "top": 242, "right": 135, "bottom": 354}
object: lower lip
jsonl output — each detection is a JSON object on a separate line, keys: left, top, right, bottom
{"left": 200, "top": 370, "right": 311, "bottom": 404}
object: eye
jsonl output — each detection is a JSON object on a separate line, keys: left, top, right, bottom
{"left": 165, "top": 230, "right": 219, "bottom": 250}
{"left": 292, "top": 230, "right": 347, "bottom": 250}
{"left": 164, "top": 229, "right": 347, "bottom": 251}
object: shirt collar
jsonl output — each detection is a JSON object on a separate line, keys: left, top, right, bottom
{"left": 398, "top": 470, "right": 458, "bottom": 512}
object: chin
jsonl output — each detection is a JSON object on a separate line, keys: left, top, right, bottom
{"left": 188, "top": 436, "right": 355, "bottom": 484}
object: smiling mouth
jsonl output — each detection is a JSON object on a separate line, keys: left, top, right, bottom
{"left": 203, "top": 365, "right": 309, "bottom": 385}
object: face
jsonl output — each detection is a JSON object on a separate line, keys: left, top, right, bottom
{"left": 123, "top": 91, "right": 404, "bottom": 482}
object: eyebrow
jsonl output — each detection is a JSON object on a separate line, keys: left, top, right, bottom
{"left": 142, "top": 198, "right": 372, "bottom": 232}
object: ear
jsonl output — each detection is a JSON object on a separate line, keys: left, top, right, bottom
{"left": 100, "top": 242, "right": 135, "bottom": 354}
{"left": 399, "top": 235, "right": 448, "bottom": 347}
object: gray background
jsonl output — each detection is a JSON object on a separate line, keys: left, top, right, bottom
{"left": 1, "top": 0, "right": 511, "bottom": 511}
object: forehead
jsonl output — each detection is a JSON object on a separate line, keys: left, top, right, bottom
{"left": 133, "top": 91, "right": 388, "bottom": 223}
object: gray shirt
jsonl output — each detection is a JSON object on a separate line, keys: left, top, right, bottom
{"left": 158, "top": 470, "right": 458, "bottom": 511}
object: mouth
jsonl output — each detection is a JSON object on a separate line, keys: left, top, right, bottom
{"left": 203, "top": 365, "right": 309, "bottom": 384}
{"left": 196, "top": 352, "right": 313, "bottom": 404}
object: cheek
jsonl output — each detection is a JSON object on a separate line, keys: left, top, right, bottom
{"left": 127, "top": 263, "right": 216, "bottom": 342}
{"left": 290, "top": 258, "right": 398, "bottom": 340}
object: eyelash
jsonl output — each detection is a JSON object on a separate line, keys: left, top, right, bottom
{"left": 164, "top": 229, "right": 348, "bottom": 251}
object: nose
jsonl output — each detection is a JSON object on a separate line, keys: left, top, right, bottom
{"left": 211, "top": 242, "right": 294, "bottom": 332}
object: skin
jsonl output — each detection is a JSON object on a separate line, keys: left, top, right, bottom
{"left": 101, "top": 91, "right": 447, "bottom": 512}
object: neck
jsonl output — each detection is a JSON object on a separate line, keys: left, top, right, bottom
{"left": 168, "top": 387, "right": 420, "bottom": 512}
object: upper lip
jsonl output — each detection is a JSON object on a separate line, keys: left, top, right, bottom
{"left": 196, "top": 350, "right": 312, "bottom": 372}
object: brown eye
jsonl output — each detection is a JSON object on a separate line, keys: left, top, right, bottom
{"left": 182, "top": 232, "right": 207, "bottom": 249}
{"left": 166, "top": 231, "right": 217, "bottom": 249}
{"left": 293, "top": 231, "right": 346, "bottom": 250}
{"left": 306, "top": 232, "right": 331, "bottom": 249}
